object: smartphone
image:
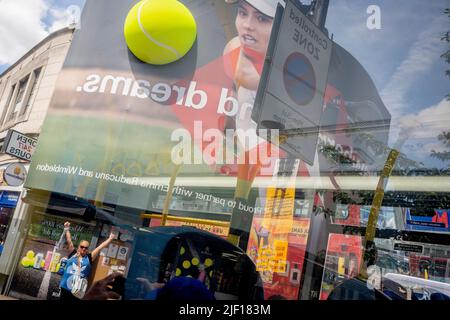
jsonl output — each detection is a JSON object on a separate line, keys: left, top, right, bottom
{"left": 110, "top": 275, "right": 126, "bottom": 299}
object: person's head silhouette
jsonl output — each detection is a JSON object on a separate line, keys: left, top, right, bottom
{"left": 156, "top": 277, "right": 215, "bottom": 301}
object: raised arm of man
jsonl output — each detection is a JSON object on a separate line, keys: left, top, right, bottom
{"left": 63, "top": 221, "right": 74, "bottom": 252}
{"left": 91, "top": 232, "right": 115, "bottom": 261}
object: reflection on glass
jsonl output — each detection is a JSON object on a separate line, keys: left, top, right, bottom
{"left": 2, "top": 0, "right": 449, "bottom": 301}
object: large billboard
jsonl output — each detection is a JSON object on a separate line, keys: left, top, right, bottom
{"left": 25, "top": 0, "right": 390, "bottom": 215}
{"left": 26, "top": 0, "right": 288, "bottom": 212}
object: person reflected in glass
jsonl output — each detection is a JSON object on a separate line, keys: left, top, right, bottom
{"left": 59, "top": 221, "right": 116, "bottom": 301}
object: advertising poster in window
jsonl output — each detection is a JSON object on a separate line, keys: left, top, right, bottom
{"left": 252, "top": 159, "right": 298, "bottom": 293}
{"left": 247, "top": 186, "right": 311, "bottom": 300}
{"left": 319, "top": 233, "right": 363, "bottom": 300}
{"left": 408, "top": 252, "right": 450, "bottom": 283}
{"left": 404, "top": 208, "right": 450, "bottom": 234}
{"left": 8, "top": 213, "right": 97, "bottom": 300}
{"left": 247, "top": 214, "right": 310, "bottom": 300}
{"left": 331, "top": 204, "right": 399, "bottom": 230}
{"left": 24, "top": 0, "right": 289, "bottom": 215}
{"left": 21, "top": 0, "right": 392, "bottom": 247}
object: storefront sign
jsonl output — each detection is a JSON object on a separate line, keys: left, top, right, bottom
{"left": 405, "top": 208, "right": 450, "bottom": 233}
{"left": 3, "top": 163, "right": 27, "bottom": 187}
{"left": 394, "top": 242, "right": 423, "bottom": 254}
{"left": 0, "top": 191, "right": 20, "bottom": 207}
{"left": 149, "top": 218, "right": 229, "bottom": 238}
{"left": 252, "top": 0, "right": 332, "bottom": 163}
{"left": 1, "top": 130, "right": 37, "bottom": 161}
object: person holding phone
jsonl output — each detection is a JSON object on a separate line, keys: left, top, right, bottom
{"left": 83, "top": 272, "right": 126, "bottom": 300}
{"left": 59, "top": 221, "right": 115, "bottom": 301}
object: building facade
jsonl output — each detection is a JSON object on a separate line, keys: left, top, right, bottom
{"left": 0, "top": 27, "right": 74, "bottom": 292}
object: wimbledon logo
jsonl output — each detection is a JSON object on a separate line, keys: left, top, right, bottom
{"left": 123, "top": 0, "right": 197, "bottom": 65}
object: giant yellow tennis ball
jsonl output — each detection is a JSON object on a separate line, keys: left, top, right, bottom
{"left": 124, "top": 0, "right": 197, "bottom": 65}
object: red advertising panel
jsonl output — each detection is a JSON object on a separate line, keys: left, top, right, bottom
{"left": 247, "top": 215, "right": 310, "bottom": 300}
{"left": 320, "top": 234, "right": 363, "bottom": 300}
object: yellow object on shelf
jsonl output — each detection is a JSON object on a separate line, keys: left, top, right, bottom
{"left": 338, "top": 257, "right": 345, "bottom": 275}
{"left": 26, "top": 250, "right": 35, "bottom": 259}
{"left": 21, "top": 257, "right": 33, "bottom": 268}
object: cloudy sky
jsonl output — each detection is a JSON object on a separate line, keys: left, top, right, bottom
{"left": 0, "top": 0, "right": 85, "bottom": 72}
{"left": 0, "top": 0, "right": 449, "bottom": 169}
{"left": 326, "top": 0, "right": 450, "bottom": 169}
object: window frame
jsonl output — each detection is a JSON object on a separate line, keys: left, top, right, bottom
{"left": 20, "top": 67, "right": 43, "bottom": 117}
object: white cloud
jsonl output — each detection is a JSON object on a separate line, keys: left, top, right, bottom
{"left": 0, "top": 0, "right": 48, "bottom": 65}
{"left": 0, "top": 0, "right": 71, "bottom": 66}
{"left": 47, "top": 6, "right": 75, "bottom": 33}
{"left": 381, "top": 14, "right": 448, "bottom": 117}
{"left": 398, "top": 98, "right": 450, "bottom": 140}
{"left": 386, "top": 99, "right": 450, "bottom": 166}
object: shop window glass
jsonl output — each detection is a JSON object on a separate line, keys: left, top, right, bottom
{"left": 0, "top": 207, "right": 15, "bottom": 256}
{"left": 5, "top": 0, "right": 450, "bottom": 301}
{"left": 1, "top": 84, "right": 15, "bottom": 125}
{"left": 8, "top": 75, "right": 29, "bottom": 121}
{"left": 21, "top": 67, "right": 42, "bottom": 116}
{"left": 0, "top": 191, "right": 20, "bottom": 257}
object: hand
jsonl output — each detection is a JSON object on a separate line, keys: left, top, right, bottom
{"left": 136, "top": 278, "right": 165, "bottom": 292}
{"left": 64, "top": 222, "right": 70, "bottom": 229}
{"left": 109, "top": 233, "right": 116, "bottom": 240}
{"left": 82, "top": 272, "right": 124, "bottom": 300}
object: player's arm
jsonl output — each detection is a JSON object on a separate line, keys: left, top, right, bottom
{"left": 234, "top": 56, "right": 260, "bottom": 91}
{"left": 91, "top": 233, "right": 115, "bottom": 261}
{"left": 223, "top": 36, "right": 241, "bottom": 56}
{"left": 223, "top": 36, "right": 241, "bottom": 82}
{"left": 223, "top": 37, "right": 260, "bottom": 89}
{"left": 224, "top": 37, "right": 260, "bottom": 90}
{"left": 64, "top": 222, "right": 74, "bottom": 252}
